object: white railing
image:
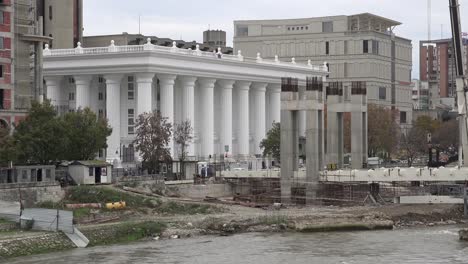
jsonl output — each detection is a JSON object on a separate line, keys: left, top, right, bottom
{"left": 43, "top": 39, "right": 327, "bottom": 73}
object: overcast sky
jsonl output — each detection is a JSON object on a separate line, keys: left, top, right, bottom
{"left": 83, "top": 0, "right": 468, "bottom": 79}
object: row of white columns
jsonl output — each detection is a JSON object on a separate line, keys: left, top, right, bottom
{"left": 44, "top": 74, "right": 281, "bottom": 162}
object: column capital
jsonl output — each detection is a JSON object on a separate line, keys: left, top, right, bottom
{"left": 252, "top": 82, "right": 268, "bottom": 92}
{"left": 267, "top": 83, "right": 282, "bottom": 93}
{"left": 73, "top": 75, "right": 93, "bottom": 85}
{"left": 103, "top": 74, "right": 124, "bottom": 85}
{"left": 235, "top": 80, "right": 252, "bottom": 90}
{"left": 136, "top": 72, "right": 156, "bottom": 83}
{"left": 156, "top": 73, "right": 177, "bottom": 81}
{"left": 217, "top": 79, "right": 235, "bottom": 88}
{"left": 197, "top": 78, "right": 217, "bottom": 87}
{"left": 44, "top": 76, "right": 63, "bottom": 87}
{"left": 178, "top": 76, "right": 197, "bottom": 84}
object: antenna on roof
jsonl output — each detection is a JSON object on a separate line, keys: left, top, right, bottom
{"left": 427, "top": 0, "right": 431, "bottom": 41}
{"left": 138, "top": 14, "right": 141, "bottom": 35}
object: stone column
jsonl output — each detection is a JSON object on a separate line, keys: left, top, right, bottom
{"left": 136, "top": 73, "right": 155, "bottom": 117}
{"left": 74, "top": 75, "right": 92, "bottom": 109}
{"left": 218, "top": 80, "right": 235, "bottom": 157}
{"left": 44, "top": 76, "right": 62, "bottom": 107}
{"left": 252, "top": 82, "right": 267, "bottom": 155}
{"left": 351, "top": 111, "right": 364, "bottom": 169}
{"left": 235, "top": 81, "right": 251, "bottom": 158}
{"left": 268, "top": 84, "right": 281, "bottom": 129}
{"left": 104, "top": 74, "right": 124, "bottom": 163}
{"left": 157, "top": 74, "right": 177, "bottom": 157}
{"left": 179, "top": 76, "right": 197, "bottom": 156}
{"left": 198, "top": 78, "right": 216, "bottom": 160}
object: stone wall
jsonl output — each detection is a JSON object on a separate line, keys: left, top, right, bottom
{"left": 0, "top": 232, "right": 75, "bottom": 259}
{"left": 0, "top": 185, "right": 65, "bottom": 207}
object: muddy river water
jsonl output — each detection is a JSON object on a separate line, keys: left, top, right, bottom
{"left": 7, "top": 226, "right": 468, "bottom": 264}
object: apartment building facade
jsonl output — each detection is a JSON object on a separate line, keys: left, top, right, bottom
{"left": 234, "top": 13, "right": 413, "bottom": 127}
{"left": 419, "top": 38, "right": 468, "bottom": 110}
{"left": 0, "top": 0, "right": 80, "bottom": 130}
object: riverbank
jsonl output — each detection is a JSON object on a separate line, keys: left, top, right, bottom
{"left": 1, "top": 185, "right": 466, "bottom": 260}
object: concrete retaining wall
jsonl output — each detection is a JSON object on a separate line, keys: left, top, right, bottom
{"left": 0, "top": 232, "right": 76, "bottom": 259}
{"left": 0, "top": 185, "right": 65, "bottom": 207}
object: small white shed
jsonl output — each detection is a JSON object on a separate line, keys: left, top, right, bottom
{"left": 68, "top": 161, "right": 112, "bottom": 185}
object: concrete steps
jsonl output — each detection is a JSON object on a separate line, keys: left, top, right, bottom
{"left": 65, "top": 227, "right": 89, "bottom": 248}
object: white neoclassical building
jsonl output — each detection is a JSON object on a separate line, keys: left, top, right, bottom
{"left": 42, "top": 39, "right": 327, "bottom": 165}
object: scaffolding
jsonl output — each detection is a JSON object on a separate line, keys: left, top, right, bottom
{"left": 13, "top": 0, "right": 45, "bottom": 110}
{"left": 224, "top": 172, "right": 466, "bottom": 206}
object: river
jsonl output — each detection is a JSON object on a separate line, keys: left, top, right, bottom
{"left": 7, "top": 226, "right": 468, "bottom": 264}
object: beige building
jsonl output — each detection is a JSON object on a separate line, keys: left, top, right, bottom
{"left": 40, "top": 0, "right": 83, "bottom": 49}
{"left": 234, "top": 13, "right": 413, "bottom": 127}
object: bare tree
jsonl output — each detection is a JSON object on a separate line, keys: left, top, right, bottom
{"left": 399, "top": 127, "right": 427, "bottom": 167}
{"left": 173, "top": 120, "right": 193, "bottom": 180}
{"left": 367, "top": 104, "right": 400, "bottom": 159}
{"left": 134, "top": 111, "right": 172, "bottom": 174}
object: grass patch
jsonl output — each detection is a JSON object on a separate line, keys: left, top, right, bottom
{"left": 73, "top": 208, "right": 91, "bottom": 218}
{"left": 0, "top": 218, "right": 10, "bottom": 224}
{"left": 66, "top": 186, "right": 159, "bottom": 208}
{"left": 85, "top": 221, "right": 166, "bottom": 246}
{"left": 158, "top": 201, "right": 221, "bottom": 215}
{"left": 298, "top": 223, "right": 393, "bottom": 233}
{"left": 34, "top": 201, "right": 64, "bottom": 209}
{"left": 257, "top": 215, "right": 288, "bottom": 226}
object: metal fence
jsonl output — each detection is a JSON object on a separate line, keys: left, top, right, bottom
{"left": 21, "top": 208, "right": 74, "bottom": 233}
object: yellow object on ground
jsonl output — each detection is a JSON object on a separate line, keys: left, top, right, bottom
{"left": 105, "top": 201, "right": 126, "bottom": 209}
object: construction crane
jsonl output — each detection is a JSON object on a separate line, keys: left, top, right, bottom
{"left": 449, "top": 0, "right": 468, "bottom": 166}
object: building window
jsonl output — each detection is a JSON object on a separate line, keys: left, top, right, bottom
{"left": 292, "top": 27, "right": 295, "bottom": 31}
{"left": 379, "top": 87, "right": 386, "bottom": 100}
{"left": 0, "top": 12, "right": 4, "bottom": 25}
{"left": 0, "top": 89, "right": 3, "bottom": 109}
{"left": 322, "top": 21, "right": 333, "bottom": 33}
{"left": 305, "top": 26, "right": 309, "bottom": 30}
{"left": 325, "top": 41, "right": 329, "bottom": 55}
{"left": 344, "top": 40, "right": 348, "bottom": 55}
{"left": 128, "top": 108, "right": 135, "bottom": 134}
{"left": 98, "top": 92, "right": 104, "bottom": 101}
{"left": 128, "top": 76, "right": 134, "bottom": 100}
{"left": 98, "top": 149, "right": 105, "bottom": 158}
{"left": 22, "top": 170, "right": 27, "bottom": 180}
{"left": 89, "top": 167, "right": 93, "bottom": 176}
{"left": 0, "top": 65, "right": 3, "bottom": 78}
{"left": 400, "top": 111, "right": 407, "bottom": 124}
{"left": 68, "top": 77, "right": 75, "bottom": 84}
{"left": 287, "top": 27, "right": 290, "bottom": 31}
{"left": 363, "top": 40, "right": 369, "bottom": 54}
{"left": 49, "top": 5, "right": 53, "bottom": 20}
{"left": 122, "top": 144, "right": 135, "bottom": 163}
{"left": 45, "top": 169, "right": 51, "bottom": 180}
{"left": 98, "top": 77, "right": 104, "bottom": 83}
{"left": 372, "top": 40, "right": 379, "bottom": 55}
{"left": 98, "top": 109, "right": 104, "bottom": 118}
{"left": 69, "top": 92, "right": 75, "bottom": 101}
